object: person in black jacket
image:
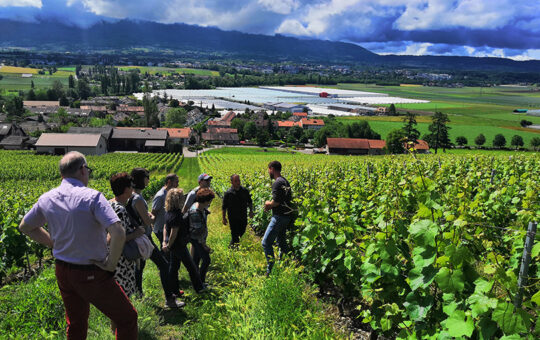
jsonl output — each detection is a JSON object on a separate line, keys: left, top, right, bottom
{"left": 162, "top": 188, "right": 205, "bottom": 294}
{"left": 222, "top": 174, "right": 254, "bottom": 248}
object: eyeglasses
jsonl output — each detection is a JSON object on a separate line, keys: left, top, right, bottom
{"left": 82, "top": 164, "right": 93, "bottom": 174}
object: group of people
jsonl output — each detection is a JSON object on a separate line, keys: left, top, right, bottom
{"left": 19, "top": 151, "right": 294, "bottom": 339}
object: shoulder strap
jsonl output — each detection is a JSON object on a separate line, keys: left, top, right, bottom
{"left": 125, "top": 196, "right": 143, "bottom": 226}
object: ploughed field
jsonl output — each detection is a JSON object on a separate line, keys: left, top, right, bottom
{"left": 199, "top": 147, "right": 540, "bottom": 339}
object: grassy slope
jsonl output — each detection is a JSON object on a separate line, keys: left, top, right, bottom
{"left": 0, "top": 156, "right": 345, "bottom": 339}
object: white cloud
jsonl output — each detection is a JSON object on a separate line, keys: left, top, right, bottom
{"left": 0, "top": 0, "right": 41, "bottom": 7}
{"left": 258, "top": 0, "right": 299, "bottom": 15}
{"left": 393, "top": 0, "right": 538, "bottom": 31}
{"left": 401, "top": 42, "right": 433, "bottom": 55}
{"left": 276, "top": 19, "right": 310, "bottom": 36}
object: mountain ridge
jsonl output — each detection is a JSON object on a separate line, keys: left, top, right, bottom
{"left": 0, "top": 19, "right": 539, "bottom": 72}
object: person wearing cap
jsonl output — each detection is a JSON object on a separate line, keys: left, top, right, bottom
{"left": 222, "top": 174, "right": 254, "bottom": 248}
{"left": 18, "top": 151, "right": 138, "bottom": 339}
{"left": 182, "top": 173, "right": 212, "bottom": 214}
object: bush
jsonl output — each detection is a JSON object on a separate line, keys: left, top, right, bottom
{"left": 520, "top": 119, "right": 532, "bottom": 127}
{"left": 455, "top": 136, "right": 468, "bottom": 146}
{"left": 474, "top": 133, "right": 486, "bottom": 147}
{"left": 510, "top": 135, "right": 524, "bottom": 149}
{"left": 493, "top": 134, "right": 506, "bottom": 148}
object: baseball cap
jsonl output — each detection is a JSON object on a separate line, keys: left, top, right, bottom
{"left": 198, "top": 173, "right": 212, "bottom": 182}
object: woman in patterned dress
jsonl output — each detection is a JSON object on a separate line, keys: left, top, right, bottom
{"left": 108, "top": 172, "right": 145, "bottom": 333}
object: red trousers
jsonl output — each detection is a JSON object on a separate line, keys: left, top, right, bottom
{"left": 55, "top": 260, "right": 138, "bottom": 340}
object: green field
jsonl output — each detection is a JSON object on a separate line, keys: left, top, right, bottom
{"left": 329, "top": 83, "right": 540, "bottom": 148}
{"left": 334, "top": 118, "right": 540, "bottom": 148}
{"left": 333, "top": 83, "right": 540, "bottom": 125}
{"left": 118, "top": 66, "right": 219, "bottom": 77}
{"left": 0, "top": 72, "right": 69, "bottom": 92}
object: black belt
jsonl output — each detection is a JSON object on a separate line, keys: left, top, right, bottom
{"left": 55, "top": 259, "right": 98, "bottom": 271}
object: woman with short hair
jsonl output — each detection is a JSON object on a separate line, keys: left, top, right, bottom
{"left": 162, "top": 188, "right": 205, "bottom": 294}
{"left": 108, "top": 172, "right": 145, "bottom": 333}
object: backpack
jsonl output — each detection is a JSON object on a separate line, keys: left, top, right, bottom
{"left": 280, "top": 179, "right": 298, "bottom": 228}
{"left": 188, "top": 207, "right": 207, "bottom": 239}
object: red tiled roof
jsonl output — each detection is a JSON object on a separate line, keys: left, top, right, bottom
{"left": 164, "top": 128, "right": 191, "bottom": 139}
{"left": 277, "top": 121, "right": 301, "bottom": 128}
{"left": 207, "top": 127, "right": 237, "bottom": 134}
{"left": 222, "top": 111, "right": 236, "bottom": 122}
{"left": 117, "top": 105, "right": 144, "bottom": 112}
{"left": 80, "top": 105, "right": 107, "bottom": 111}
{"left": 293, "top": 112, "right": 308, "bottom": 117}
{"left": 368, "top": 139, "right": 386, "bottom": 149}
{"left": 327, "top": 138, "right": 370, "bottom": 149}
{"left": 300, "top": 118, "right": 324, "bottom": 126}
{"left": 404, "top": 139, "right": 430, "bottom": 150}
{"left": 207, "top": 120, "right": 231, "bottom": 127}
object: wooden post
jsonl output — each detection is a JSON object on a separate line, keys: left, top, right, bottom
{"left": 514, "top": 221, "right": 537, "bottom": 308}
{"left": 367, "top": 164, "right": 370, "bottom": 179}
{"left": 490, "top": 169, "right": 496, "bottom": 185}
{"left": 438, "top": 157, "right": 441, "bottom": 169}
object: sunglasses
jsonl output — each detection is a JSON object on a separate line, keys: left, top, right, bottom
{"left": 82, "top": 164, "right": 93, "bottom": 174}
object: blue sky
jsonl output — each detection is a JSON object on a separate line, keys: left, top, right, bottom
{"left": 1, "top": 0, "right": 539, "bottom": 60}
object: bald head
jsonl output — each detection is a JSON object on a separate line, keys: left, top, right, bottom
{"left": 59, "top": 151, "right": 87, "bottom": 178}
{"left": 230, "top": 174, "right": 241, "bottom": 190}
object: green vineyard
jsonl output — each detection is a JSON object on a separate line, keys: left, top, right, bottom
{"left": 0, "top": 148, "right": 538, "bottom": 338}
{"left": 199, "top": 148, "right": 540, "bottom": 339}
{"left": 0, "top": 150, "right": 184, "bottom": 281}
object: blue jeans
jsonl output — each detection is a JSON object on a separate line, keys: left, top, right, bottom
{"left": 262, "top": 215, "right": 291, "bottom": 274}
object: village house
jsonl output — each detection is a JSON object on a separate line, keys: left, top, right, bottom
{"left": 207, "top": 111, "right": 236, "bottom": 127}
{"left": 299, "top": 118, "right": 325, "bottom": 130}
{"left": 327, "top": 138, "right": 371, "bottom": 155}
{"left": 327, "top": 138, "right": 387, "bottom": 155}
{"left": 0, "top": 123, "right": 27, "bottom": 143}
{"left": 0, "top": 135, "right": 35, "bottom": 150}
{"left": 35, "top": 133, "right": 107, "bottom": 155}
{"left": 110, "top": 127, "right": 168, "bottom": 152}
{"left": 291, "top": 112, "right": 308, "bottom": 121}
{"left": 202, "top": 131, "right": 240, "bottom": 145}
{"left": 404, "top": 139, "right": 430, "bottom": 154}
{"left": 275, "top": 118, "right": 325, "bottom": 130}
{"left": 67, "top": 127, "right": 114, "bottom": 151}
{"left": 116, "top": 105, "right": 145, "bottom": 118}
{"left": 160, "top": 127, "right": 192, "bottom": 152}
